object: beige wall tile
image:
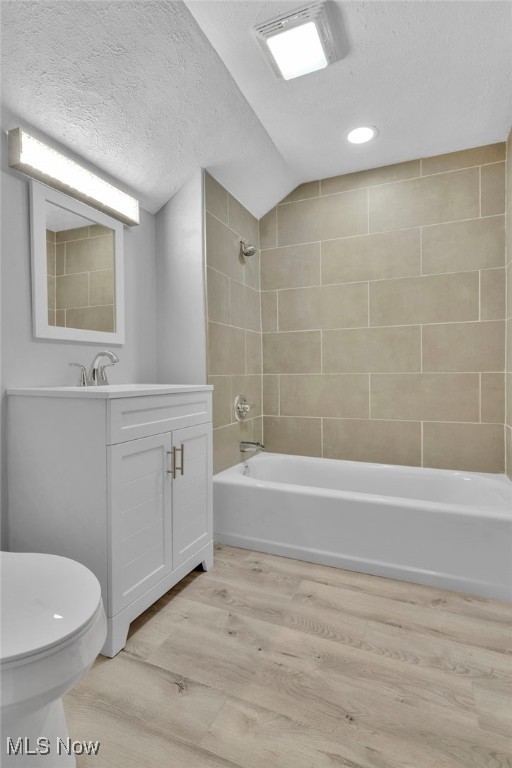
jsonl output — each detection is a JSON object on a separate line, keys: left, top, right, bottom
{"left": 279, "top": 282, "right": 368, "bottom": 331}
{"left": 321, "top": 160, "right": 420, "bottom": 196}
{"left": 246, "top": 331, "right": 262, "bottom": 374}
{"left": 230, "top": 281, "right": 260, "bottom": 332}
{"left": 47, "top": 309, "right": 55, "bottom": 326}
{"left": 65, "top": 235, "right": 114, "bottom": 274}
{"left": 369, "top": 168, "right": 479, "bottom": 232}
{"left": 370, "top": 272, "right": 479, "bottom": 326}
{"left": 280, "top": 374, "right": 369, "bottom": 418}
{"left": 207, "top": 268, "right": 230, "bottom": 325}
{"left": 422, "top": 216, "right": 505, "bottom": 274}
{"left": 480, "top": 268, "right": 505, "bottom": 321}
{"left": 323, "top": 419, "right": 421, "bottom": 466}
{"left": 209, "top": 375, "right": 232, "bottom": 429}
{"left": 56, "top": 273, "right": 88, "bottom": 310}
{"left": 323, "top": 326, "right": 421, "bottom": 373}
{"left": 507, "top": 373, "right": 512, "bottom": 427}
{"left": 423, "top": 422, "right": 504, "bottom": 473}
{"left": 47, "top": 275, "right": 55, "bottom": 310}
{"left": 259, "top": 208, "right": 277, "bottom": 250}
{"left": 46, "top": 241, "right": 56, "bottom": 276}
{"left": 56, "top": 225, "right": 90, "bottom": 242}
{"left": 213, "top": 421, "right": 252, "bottom": 474}
{"left": 261, "top": 242, "right": 320, "bottom": 291}
{"left": 277, "top": 189, "right": 367, "bottom": 246}
{"left": 263, "top": 375, "right": 279, "bottom": 415}
{"left": 481, "top": 373, "right": 505, "bottom": 424}
{"left": 263, "top": 331, "right": 321, "bottom": 373}
{"left": 55, "top": 309, "right": 65, "bottom": 327}
{"left": 506, "top": 426, "right": 512, "bottom": 479}
{"left": 261, "top": 291, "right": 277, "bottom": 332}
{"left": 421, "top": 143, "right": 505, "bottom": 175}
{"left": 89, "top": 269, "right": 114, "bottom": 307}
{"left": 280, "top": 181, "right": 320, "bottom": 204}
{"left": 231, "top": 375, "right": 262, "bottom": 418}
{"left": 263, "top": 416, "right": 321, "bottom": 457}
{"left": 205, "top": 172, "right": 228, "bottom": 223}
{"left": 205, "top": 213, "right": 244, "bottom": 282}
{"left": 56, "top": 243, "right": 65, "bottom": 276}
{"left": 370, "top": 373, "right": 479, "bottom": 422}
{"left": 46, "top": 229, "right": 56, "bottom": 242}
{"left": 422, "top": 321, "right": 505, "bottom": 372}
{"left": 252, "top": 416, "right": 263, "bottom": 443}
{"left": 228, "top": 194, "right": 259, "bottom": 246}
{"left": 88, "top": 224, "right": 112, "bottom": 237}
{"left": 507, "top": 261, "right": 512, "bottom": 315}
{"left": 481, "top": 162, "right": 505, "bottom": 216}
{"left": 244, "top": 250, "right": 260, "bottom": 291}
{"left": 508, "top": 318, "right": 512, "bottom": 376}
{"left": 66, "top": 305, "right": 114, "bottom": 332}
{"left": 208, "top": 322, "right": 245, "bottom": 375}
{"left": 321, "top": 229, "right": 420, "bottom": 284}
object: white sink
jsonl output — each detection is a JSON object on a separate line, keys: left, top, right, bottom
{"left": 7, "top": 384, "right": 213, "bottom": 399}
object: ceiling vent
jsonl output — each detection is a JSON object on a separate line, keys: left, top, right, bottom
{"left": 254, "top": 2, "right": 340, "bottom": 81}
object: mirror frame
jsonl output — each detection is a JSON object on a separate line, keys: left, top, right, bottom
{"left": 30, "top": 180, "right": 125, "bottom": 344}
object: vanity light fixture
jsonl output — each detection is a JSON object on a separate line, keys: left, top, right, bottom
{"left": 347, "top": 126, "right": 378, "bottom": 144}
{"left": 8, "top": 128, "right": 139, "bottom": 226}
{"left": 255, "top": 3, "right": 340, "bottom": 80}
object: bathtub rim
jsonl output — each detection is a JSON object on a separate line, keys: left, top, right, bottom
{"left": 213, "top": 453, "right": 512, "bottom": 521}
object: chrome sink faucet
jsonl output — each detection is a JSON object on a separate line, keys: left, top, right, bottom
{"left": 69, "top": 350, "right": 119, "bottom": 386}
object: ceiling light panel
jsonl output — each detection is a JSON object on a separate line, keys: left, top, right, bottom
{"left": 8, "top": 128, "right": 139, "bottom": 226}
{"left": 255, "top": 3, "right": 340, "bottom": 81}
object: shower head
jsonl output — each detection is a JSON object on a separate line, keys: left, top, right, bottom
{"left": 240, "top": 240, "right": 257, "bottom": 262}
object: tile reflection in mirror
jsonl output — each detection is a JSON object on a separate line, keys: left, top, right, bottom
{"left": 45, "top": 201, "right": 115, "bottom": 333}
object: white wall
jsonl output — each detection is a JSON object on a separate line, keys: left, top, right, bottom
{"left": 155, "top": 171, "right": 207, "bottom": 384}
{"left": 1, "top": 169, "right": 158, "bottom": 545}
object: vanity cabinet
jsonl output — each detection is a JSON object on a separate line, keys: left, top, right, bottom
{"left": 8, "top": 385, "right": 213, "bottom": 656}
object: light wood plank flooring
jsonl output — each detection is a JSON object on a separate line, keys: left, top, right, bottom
{"left": 65, "top": 544, "right": 512, "bottom": 768}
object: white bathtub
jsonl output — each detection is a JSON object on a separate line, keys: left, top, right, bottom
{"left": 213, "top": 453, "right": 512, "bottom": 601}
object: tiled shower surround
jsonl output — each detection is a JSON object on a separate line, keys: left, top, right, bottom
{"left": 205, "top": 173, "right": 263, "bottom": 474}
{"left": 206, "top": 141, "right": 510, "bottom": 474}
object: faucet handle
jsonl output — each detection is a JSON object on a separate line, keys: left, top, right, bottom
{"left": 69, "top": 363, "right": 87, "bottom": 387}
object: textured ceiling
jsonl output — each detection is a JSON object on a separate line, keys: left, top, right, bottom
{"left": 2, "top": 1, "right": 511, "bottom": 218}
{"left": 188, "top": 0, "right": 512, "bottom": 183}
{"left": 0, "top": 0, "right": 297, "bottom": 217}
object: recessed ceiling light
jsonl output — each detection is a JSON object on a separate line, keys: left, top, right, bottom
{"left": 255, "top": 3, "right": 340, "bottom": 81}
{"left": 347, "top": 126, "right": 378, "bottom": 144}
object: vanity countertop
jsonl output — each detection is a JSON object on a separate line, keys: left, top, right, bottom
{"left": 7, "top": 384, "right": 213, "bottom": 399}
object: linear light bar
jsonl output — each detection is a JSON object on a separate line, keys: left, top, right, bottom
{"left": 8, "top": 128, "right": 139, "bottom": 226}
{"left": 255, "top": 3, "right": 340, "bottom": 81}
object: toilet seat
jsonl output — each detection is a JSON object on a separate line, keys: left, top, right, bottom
{"left": 0, "top": 552, "right": 102, "bottom": 663}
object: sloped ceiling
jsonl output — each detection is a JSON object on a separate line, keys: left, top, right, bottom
{"left": 0, "top": 0, "right": 297, "bottom": 217}
{"left": 2, "top": 0, "right": 511, "bottom": 218}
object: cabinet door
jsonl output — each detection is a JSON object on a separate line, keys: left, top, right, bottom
{"left": 108, "top": 433, "right": 173, "bottom": 614}
{"left": 172, "top": 423, "right": 213, "bottom": 569}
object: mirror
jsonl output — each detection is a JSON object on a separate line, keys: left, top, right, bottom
{"left": 30, "top": 181, "right": 125, "bottom": 344}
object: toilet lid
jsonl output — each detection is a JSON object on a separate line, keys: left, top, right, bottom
{"left": 0, "top": 552, "right": 102, "bottom": 662}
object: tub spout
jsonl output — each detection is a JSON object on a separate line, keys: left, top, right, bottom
{"left": 240, "top": 441, "right": 265, "bottom": 455}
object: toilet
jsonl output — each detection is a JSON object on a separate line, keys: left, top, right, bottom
{"left": 0, "top": 552, "right": 106, "bottom": 767}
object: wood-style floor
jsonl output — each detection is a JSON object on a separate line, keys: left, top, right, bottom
{"left": 65, "top": 544, "right": 512, "bottom": 768}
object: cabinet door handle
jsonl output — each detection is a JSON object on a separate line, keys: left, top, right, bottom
{"left": 175, "top": 444, "right": 185, "bottom": 476}
{"left": 166, "top": 448, "right": 176, "bottom": 477}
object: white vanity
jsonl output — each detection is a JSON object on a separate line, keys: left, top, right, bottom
{"left": 8, "top": 384, "right": 213, "bottom": 656}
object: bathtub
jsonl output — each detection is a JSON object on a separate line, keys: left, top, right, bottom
{"left": 213, "top": 453, "right": 512, "bottom": 601}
